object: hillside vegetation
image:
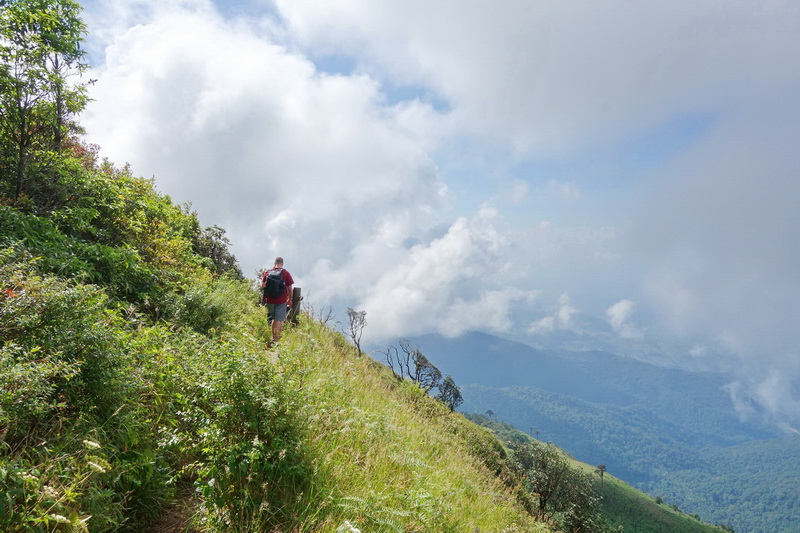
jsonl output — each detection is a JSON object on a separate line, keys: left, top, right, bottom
{"left": 0, "top": 3, "right": 548, "bottom": 531}
{"left": 466, "top": 415, "right": 731, "bottom": 533}
{"left": 1, "top": 235, "right": 548, "bottom": 531}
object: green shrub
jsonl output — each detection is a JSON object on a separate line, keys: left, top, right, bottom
{"left": 0, "top": 249, "right": 174, "bottom": 531}
{"left": 144, "top": 330, "right": 311, "bottom": 531}
{"left": 171, "top": 276, "right": 269, "bottom": 340}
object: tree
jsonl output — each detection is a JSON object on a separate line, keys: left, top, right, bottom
{"left": 0, "top": 0, "right": 90, "bottom": 202}
{"left": 383, "top": 339, "right": 462, "bottom": 411}
{"left": 595, "top": 464, "right": 607, "bottom": 487}
{"left": 383, "top": 338, "right": 443, "bottom": 392}
{"left": 191, "top": 224, "right": 243, "bottom": 278}
{"left": 410, "top": 347, "right": 441, "bottom": 393}
{"left": 346, "top": 307, "right": 367, "bottom": 356}
{"left": 399, "top": 338, "right": 441, "bottom": 392}
{"left": 512, "top": 441, "right": 609, "bottom": 532}
{"left": 436, "top": 375, "right": 463, "bottom": 411}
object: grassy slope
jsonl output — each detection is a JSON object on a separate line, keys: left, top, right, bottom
{"left": 0, "top": 246, "right": 545, "bottom": 532}
{"left": 467, "top": 415, "right": 726, "bottom": 533}
{"left": 571, "top": 463, "right": 725, "bottom": 533}
{"left": 272, "top": 319, "right": 548, "bottom": 532}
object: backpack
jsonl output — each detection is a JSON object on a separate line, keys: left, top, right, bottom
{"left": 263, "top": 268, "right": 286, "bottom": 299}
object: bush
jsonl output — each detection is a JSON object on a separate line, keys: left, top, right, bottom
{"left": 512, "top": 440, "right": 610, "bottom": 532}
{"left": 171, "top": 276, "right": 269, "bottom": 339}
{"left": 1, "top": 249, "right": 126, "bottom": 439}
{"left": 136, "top": 325, "right": 312, "bottom": 531}
{"left": 0, "top": 248, "right": 173, "bottom": 531}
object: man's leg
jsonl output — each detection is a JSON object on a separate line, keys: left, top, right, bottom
{"left": 270, "top": 303, "right": 288, "bottom": 344}
{"left": 272, "top": 319, "right": 285, "bottom": 343}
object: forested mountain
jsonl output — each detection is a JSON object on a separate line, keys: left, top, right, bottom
{"left": 413, "top": 331, "right": 800, "bottom": 532}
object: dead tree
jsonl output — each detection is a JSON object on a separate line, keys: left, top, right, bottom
{"left": 385, "top": 339, "right": 442, "bottom": 392}
{"left": 346, "top": 308, "right": 367, "bottom": 355}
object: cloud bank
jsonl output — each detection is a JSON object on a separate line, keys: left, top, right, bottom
{"left": 81, "top": 0, "right": 800, "bottom": 425}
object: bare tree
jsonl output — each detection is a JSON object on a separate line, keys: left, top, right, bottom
{"left": 384, "top": 339, "right": 444, "bottom": 392}
{"left": 300, "top": 290, "right": 335, "bottom": 327}
{"left": 346, "top": 308, "right": 367, "bottom": 355}
{"left": 383, "top": 344, "right": 403, "bottom": 381}
{"left": 412, "top": 349, "right": 442, "bottom": 393}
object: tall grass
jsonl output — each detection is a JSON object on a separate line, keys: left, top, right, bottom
{"left": 277, "top": 319, "right": 547, "bottom": 532}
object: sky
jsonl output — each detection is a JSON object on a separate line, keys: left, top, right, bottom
{"left": 78, "top": 0, "right": 800, "bottom": 428}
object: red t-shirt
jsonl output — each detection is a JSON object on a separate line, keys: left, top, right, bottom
{"left": 262, "top": 268, "right": 294, "bottom": 304}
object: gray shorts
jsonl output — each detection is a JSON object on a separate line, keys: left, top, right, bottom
{"left": 267, "top": 302, "right": 288, "bottom": 322}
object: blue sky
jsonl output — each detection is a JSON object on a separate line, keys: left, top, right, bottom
{"left": 78, "top": 0, "right": 800, "bottom": 427}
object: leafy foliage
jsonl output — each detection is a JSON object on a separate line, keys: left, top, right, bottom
{"left": 511, "top": 440, "right": 609, "bottom": 532}
{"left": 0, "top": 0, "right": 90, "bottom": 202}
{"left": 436, "top": 375, "right": 464, "bottom": 412}
{"left": 191, "top": 224, "right": 243, "bottom": 279}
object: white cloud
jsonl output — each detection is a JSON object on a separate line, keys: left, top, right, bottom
{"left": 727, "top": 368, "right": 800, "bottom": 429}
{"left": 82, "top": 0, "right": 448, "bottom": 282}
{"left": 606, "top": 299, "right": 642, "bottom": 339}
{"left": 356, "top": 207, "right": 539, "bottom": 340}
{"left": 529, "top": 293, "right": 577, "bottom": 334}
{"left": 274, "top": 0, "right": 800, "bottom": 153}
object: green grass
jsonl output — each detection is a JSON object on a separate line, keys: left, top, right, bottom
{"left": 575, "top": 462, "right": 725, "bottom": 533}
{"left": 274, "top": 319, "right": 548, "bottom": 532}
{"left": 1, "top": 243, "right": 728, "bottom": 532}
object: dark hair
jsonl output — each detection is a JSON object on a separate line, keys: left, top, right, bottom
{"left": 274, "top": 256, "right": 284, "bottom": 265}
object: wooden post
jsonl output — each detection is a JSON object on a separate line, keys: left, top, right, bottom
{"left": 288, "top": 287, "right": 302, "bottom": 324}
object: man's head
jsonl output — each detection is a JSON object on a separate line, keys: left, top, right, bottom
{"left": 274, "top": 256, "right": 284, "bottom": 267}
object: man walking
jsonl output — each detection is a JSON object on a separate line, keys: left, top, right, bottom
{"left": 262, "top": 256, "right": 294, "bottom": 348}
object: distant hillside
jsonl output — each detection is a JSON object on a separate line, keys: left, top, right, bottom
{"left": 465, "top": 414, "right": 729, "bottom": 533}
{"left": 414, "top": 331, "right": 800, "bottom": 532}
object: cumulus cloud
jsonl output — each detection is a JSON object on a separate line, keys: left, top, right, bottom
{"left": 82, "top": 0, "right": 448, "bottom": 277}
{"left": 529, "top": 294, "right": 577, "bottom": 334}
{"left": 356, "top": 207, "right": 539, "bottom": 340}
{"left": 606, "top": 300, "right": 642, "bottom": 339}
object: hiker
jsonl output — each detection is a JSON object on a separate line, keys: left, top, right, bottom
{"left": 262, "top": 256, "right": 294, "bottom": 347}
